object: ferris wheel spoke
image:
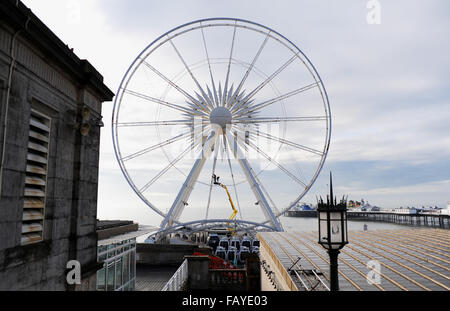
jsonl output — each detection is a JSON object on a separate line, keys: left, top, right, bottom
{"left": 232, "top": 127, "right": 307, "bottom": 188}
{"left": 141, "top": 61, "right": 209, "bottom": 113}
{"left": 225, "top": 129, "right": 283, "bottom": 230}
{"left": 187, "top": 123, "right": 215, "bottom": 142}
{"left": 121, "top": 131, "right": 192, "bottom": 162}
{"left": 206, "top": 85, "right": 219, "bottom": 110}
{"left": 116, "top": 119, "right": 196, "bottom": 127}
{"left": 123, "top": 89, "right": 207, "bottom": 117}
{"left": 228, "top": 31, "right": 271, "bottom": 111}
{"left": 200, "top": 23, "right": 219, "bottom": 108}
{"left": 234, "top": 116, "right": 328, "bottom": 124}
{"left": 246, "top": 128, "right": 324, "bottom": 156}
{"left": 222, "top": 135, "right": 243, "bottom": 220}
{"left": 244, "top": 137, "right": 308, "bottom": 188}
{"left": 139, "top": 142, "right": 199, "bottom": 193}
{"left": 222, "top": 22, "right": 238, "bottom": 107}
{"left": 231, "top": 134, "right": 281, "bottom": 215}
{"left": 234, "top": 82, "right": 320, "bottom": 118}
{"left": 237, "top": 53, "right": 300, "bottom": 110}
{"left": 160, "top": 130, "right": 219, "bottom": 230}
{"left": 205, "top": 139, "right": 219, "bottom": 220}
{"left": 168, "top": 38, "right": 214, "bottom": 111}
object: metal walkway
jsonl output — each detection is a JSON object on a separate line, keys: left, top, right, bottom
{"left": 258, "top": 228, "right": 450, "bottom": 291}
{"left": 135, "top": 265, "right": 179, "bottom": 291}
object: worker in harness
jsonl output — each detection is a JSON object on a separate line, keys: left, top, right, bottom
{"left": 213, "top": 174, "right": 238, "bottom": 232}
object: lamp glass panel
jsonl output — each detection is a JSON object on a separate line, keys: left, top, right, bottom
{"left": 343, "top": 216, "right": 348, "bottom": 242}
{"left": 319, "top": 218, "right": 329, "bottom": 245}
{"left": 319, "top": 211, "right": 328, "bottom": 220}
{"left": 330, "top": 210, "right": 343, "bottom": 220}
{"left": 330, "top": 211, "right": 343, "bottom": 245}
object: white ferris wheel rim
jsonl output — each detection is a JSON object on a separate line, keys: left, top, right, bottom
{"left": 112, "top": 17, "right": 331, "bottom": 230}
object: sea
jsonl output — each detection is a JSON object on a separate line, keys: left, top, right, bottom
{"left": 280, "top": 215, "right": 408, "bottom": 232}
{"left": 136, "top": 214, "right": 411, "bottom": 242}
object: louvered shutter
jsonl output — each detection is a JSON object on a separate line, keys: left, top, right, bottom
{"left": 21, "top": 110, "right": 50, "bottom": 245}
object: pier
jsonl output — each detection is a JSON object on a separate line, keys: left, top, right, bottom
{"left": 347, "top": 211, "right": 450, "bottom": 229}
{"left": 285, "top": 211, "right": 450, "bottom": 229}
{"left": 258, "top": 228, "right": 450, "bottom": 291}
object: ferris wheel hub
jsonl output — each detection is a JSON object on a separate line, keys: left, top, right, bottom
{"left": 210, "top": 106, "right": 232, "bottom": 129}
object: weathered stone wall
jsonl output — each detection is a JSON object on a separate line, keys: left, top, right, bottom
{"left": 0, "top": 11, "right": 111, "bottom": 291}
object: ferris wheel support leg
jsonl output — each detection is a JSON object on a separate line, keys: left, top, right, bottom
{"left": 225, "top": 131, "right": 283, "bottom": 232}
{"left": 158, "top": 130, "right": 218, "bottom": 238}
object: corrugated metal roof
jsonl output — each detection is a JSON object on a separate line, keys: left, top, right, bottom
{"left": 258, "top": 228, "right": 450, "bottom": 291}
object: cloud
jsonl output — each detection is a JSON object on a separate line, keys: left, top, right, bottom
{"left": 336, "top": 179, "right": 450, "bottom": 208}
{"left": 20, "top": 0, "right": 450, "bottom": 225}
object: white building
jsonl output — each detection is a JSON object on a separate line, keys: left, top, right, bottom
{"left": 444, "top": 204, "right": 450, "bottom": 215}
{"left": 394, "top": 207, "right": 417, "bottom": 215}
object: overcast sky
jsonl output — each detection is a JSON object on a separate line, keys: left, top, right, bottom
{"left": 21, "top": 0, "right": 450, "bottom": 227}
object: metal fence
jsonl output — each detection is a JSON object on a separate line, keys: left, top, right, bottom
{"left": 161, "top": 259, "right": 188, "bottom": 291}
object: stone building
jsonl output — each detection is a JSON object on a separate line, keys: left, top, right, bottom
{"left": 0, "top": 0, "right": 113, "bottom": 290}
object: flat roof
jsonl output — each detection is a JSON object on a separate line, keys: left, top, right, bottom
{"left": 97, "top": 220, "right": 135, "bottom": 231}
{"left": 98, "top": 225, "right": 158, "bottom": 246}
{"left": 258, "top": 228, "right": 450, "bottom": 291}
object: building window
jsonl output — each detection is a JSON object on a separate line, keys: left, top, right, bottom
{"left": 97, "top": 266, "right": 106, "bottom": 290}
{"left": 97, "top": 238, "right": 137, "bottom": 291}
{"left": 21, "top": 109, "right": 51, "bottom": 245}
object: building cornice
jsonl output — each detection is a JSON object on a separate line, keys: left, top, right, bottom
{"left": 0, "top": 0, "right": 114, "bottom": 102}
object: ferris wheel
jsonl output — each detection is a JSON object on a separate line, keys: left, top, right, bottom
{"left": 112, "top": 18, "right": 331, "bottom": 236}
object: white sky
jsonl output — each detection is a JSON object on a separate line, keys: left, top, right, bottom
{"left": 20, "top": 0, "right": 450, "bottom": 227}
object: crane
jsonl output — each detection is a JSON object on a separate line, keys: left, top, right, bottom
{"left": 213, "top": 174, "right": 238, "bottom": 232}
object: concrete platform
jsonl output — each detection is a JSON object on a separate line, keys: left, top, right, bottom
{"left": 258, "top": 228, "right": 450, "bottom": 291}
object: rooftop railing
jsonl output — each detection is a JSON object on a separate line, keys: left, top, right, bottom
{"left": 161, "top": 258, "right": 188, "bottom": 291}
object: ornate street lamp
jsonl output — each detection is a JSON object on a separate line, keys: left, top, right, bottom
{"left": 317, "top": 172, "right": 348, "bottom": 291}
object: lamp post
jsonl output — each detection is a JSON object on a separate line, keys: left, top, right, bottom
{"left": 317, "top": 172, "right": 348, "bottom": 291}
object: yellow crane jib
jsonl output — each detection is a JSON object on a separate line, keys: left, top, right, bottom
{"left": 213, "top": 174, "right": 238, "bottom": 229}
